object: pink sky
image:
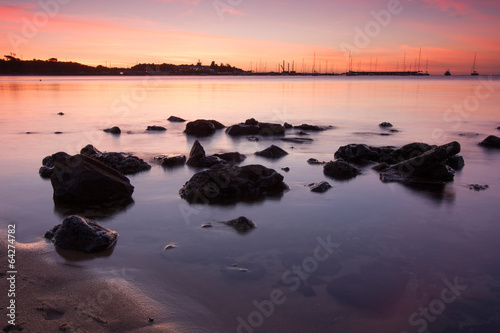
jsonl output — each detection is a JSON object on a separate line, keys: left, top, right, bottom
{"left": 1, "top": 0, "right": 500, "bottom": 74}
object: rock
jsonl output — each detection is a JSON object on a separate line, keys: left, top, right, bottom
{"left": 497, "top": 126, "right": 500, "bottom": 130}
{"left": 372, "top": 162, "right": 389, "bottom": 171}
{"left": 80, "top": 144, "right": 151, "bottom": 175}
{"left": 334, "top": 144, "right": 380, "bottom": 163}
{"left": 281, "top": 137, "right": 313, "bottom": 144}
{"left": 284, "top": 122, "right": 293, "bottom": 129}
{"left": 44, "top": 215, "right": 117, "bottom": 253}
{"left": 201, "top": 222, "right": 213, "bottom": 228}
{"left": 446, "top": 155, "right": 465, "bottom": 170}
{"left": 281, "top": 167, "right": 290, "bottom": 172}
{"left": 54, "top": 131, "right": 63, "bottom": 134}
{"left": 179, "top": 164, "right": 288, "bottom": 204}
{"left": 184, "top": 119, "right": 224, "bottom": 137}
{"left": 212, "top": 152, "right": 246, "bottom": 164}
{"left": 379, "top": 122, "right": 393, "bottom": 127}
{"left": 103, "top": 126, "right": 121, "bottom": 134}
{"left": 255, "top": 145, "right": 288, "bottom": 159}
{"left": 296, "top": 131, "right": 309, "bottom": 135}
{"left": 390, "top": 142, "right": 435, "bottom": 161}
{"left": 57, "top": 112, "right": 64, "bottom": 115}
{"left": 50, "top": 154, "right": 134, "bottom": 205}
{"left": 380, "top": 141, "right": 461, "bottom": 184}
{"left": 324, "top": 161, "right": 361, "bottom": 180}
{"left": 388, "top": 129, "right": 399, "bottom": 133}
{"left": 167, "top": 115, "right": 186, "bottom": 122}
{"left": 161, "top": 154, "right": 186, "bottom": 167}
{"left": 39, "top": 166, "right": 54, "bottom": 178}
{"left": 479, "top": 135, "right": 500, "bottom": 148}
{"left": 293, "top": 124, "right": 328, "bottom": 131}
{"left": 226, "top": 124, "right": 260, "bottom": 136}
{"left": 186, "top": 140, "right": 206, "bottom": 167}
{"left": 309, "top": 181, "right": 332, "bottom": 193}
{"left": 223, "top": 216, "right": 256, "bottom": 233}
{"left": 226, "top": 120, "right": 285, "bottom": 136}
{"left": 307, "top": 158, "right": 326, "bottom": 165}
{"left": 467, "top": 184, "right": 489, "bottom": 191}
{"left": 146, "top": 125, "right": 167, "bottom": 131}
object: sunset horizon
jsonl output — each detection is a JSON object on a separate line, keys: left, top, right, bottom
{"left": 1, "top": 0, "right": 500, "bottom": 75}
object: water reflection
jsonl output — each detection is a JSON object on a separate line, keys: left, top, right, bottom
{"left": 53, "top": 197, "right": 134, "bottom": 219}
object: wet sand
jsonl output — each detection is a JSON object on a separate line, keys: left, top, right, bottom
{"left": 0, "top": 233, "right": 193, "bottom": 333}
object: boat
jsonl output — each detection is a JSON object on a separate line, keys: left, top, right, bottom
{"left": 471, "top": 53, "right": 479, "bottom": 76}
{"left": 444, "top": 69, "right": 451, "bottom": 76}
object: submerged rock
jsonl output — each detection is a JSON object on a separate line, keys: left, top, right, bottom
{"left": 324, "top": 161, "right": 361, "bottom": 180}
{"left": 479, "top": 135, "right": 500, "bottom": 148}
{"left": 309, "top": 181, "right": 332, "bottom": 193}
{"left": 307, "top": 158, "right": 326, "bottom": 165}
{"left": 334, "top": 144, "right": 380, "bottom": 163}
{"left": 184, "top": 119, "right": 224, "bottom": 137}
{"left": 212, "top": 152, "right": 246, "bottom": 164}
{"left": 103, "top": 126, "right": 121, "bottom": 134}
{"left": 50, "top": 154, "right": 134, "bottom": 205}
{"left": 255, "top": 145, "right": 288, "bottom": 159}
{"left": 44, "top": 215, "right": 117, "bottom": 253}
{"left": 379, "top": 122, "right": 393, "bottom": 127}
{"left": 179, "top": 164, "right": 288, "bottom": 204}
{"left": 80, "top": 144, "right": 151, "bottom": 174}
{"left": 146, "top": 125, "right": 167, "bottom": 131}
{"left": 467, "top": 184, "right": 489, "bottom": 191}
{"left": 167, "top": 115, "right": 186, "bottom": 122}
{"left": 380, "top": 141, "right": 461, "bottom": 184}
{"left": 281, "top": 137, "right": 313, "bottom": 144}
{"left": 223, "top": 216, "right": 256, "bottom": 233}
{"left": 186, "top": 140, "right": 245, "bottom": 167}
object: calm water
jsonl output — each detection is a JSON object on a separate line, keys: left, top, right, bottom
{"left": 1, "top": 76, "right": 500, "bottom": 332}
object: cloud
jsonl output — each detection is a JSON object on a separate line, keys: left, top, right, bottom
{"left": 420, "top": 0, "right": 469, "bottom": 15}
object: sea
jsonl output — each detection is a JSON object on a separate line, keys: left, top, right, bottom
{"left": 1, "top": 75, "right": 500, "bottom": 332}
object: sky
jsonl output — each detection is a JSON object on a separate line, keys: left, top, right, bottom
{"left": 1, "top": 0, "right": 500, "bottom": 74}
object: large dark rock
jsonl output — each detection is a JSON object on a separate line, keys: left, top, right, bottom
{"left": 103, "top": 126, "right": 121, "bottom": 134}
{"left": 479, "top": 135, "right": 500, "bottom": 148}
{"left": 390, "top": 142, "right": 435, "bottom": 162}
{"left": 226, "top": 119, "right": 285, "bottom": 136}
{"left": 223, "top": 216, "right": 256, "bottom": 233}
{"left": 184, "top": 119, "right": 225, "bottom": 137}
{"left": 255, "top": 145, "right": 288, "bottom": 159}
{"left": 44, "top": 215, "right": 117, "bottom": 253}
{"left": 167, "top": 115, "right": 186, "bottom": 122}
{"left": 334, "top": 144, "right": 380, "bottom": 163}
{"left": 50, "top": 154, "right": 134, "bottom": 205}
{"left": 324, "top": 161, "right": 361, "bottom": 180}
{"left": 79, "top": 144, "right": 151, "bottom": 175}
{"left": 179, "top": 164, "right": 288, "bottom": 204}
{"left": 380, "top": 141, "right": 461, "bottom": 184}
{"left": 39, "top": 152, "right": 70, "bottom": 178}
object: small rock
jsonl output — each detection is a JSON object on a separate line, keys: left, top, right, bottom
{"left": 307, "top": 158, "right": 326, "bottom": 165}
{"left": 467, "top": 184, "right": 489, "bottom": 191}
{"left": 103, "top": 126, "right": 121, "bottom": 134}
{"left": 255, "top": 145, "right": 288, "bottom": 159}
{"left": 57, "top": 112, "right": 64, "bottom": 116}
{"left": 296, "top": 131, "right": 309, "bottom": 135}
{"left": 324, "top": 161, "right": 361, "bottom": 180}
{"left": 44, "top": 215, "right": 118, "bottom": 253}
{"left": 479, "top": 135, "right": 500, "bottom": 148}
{"left": 379, "top": 122, "right": 393, "bottom": 127}
{"left": 281, "top": 167, "right": 290, "bottom": 172}
{"left": 309, "top": 181, "right": 332, "bottom": 193}
{"left": 148, "top": 318, "right": 155, "bottom": 323}
{"left": 186, "top": 140, "right": 206, "bottom": 167}
{"left": 146, "top": 125, "right": 166, "bottom": 131}
{"left": 201, "top": 222, "right": 213, "bottom": 228}
{"left": 245, "top": 118, "right": 259, "bottom": 126}
{"left": 223, "top": 216, "right": 256, "bottom": 233}
{"left": 185, "top": 119, "right": 224, "bottom": 137}
{"left": 167, "top": 116, "right": 186, "bottom": 122}
{"left": 284, "top": 122, "right": 293, "bottom": 129}
{"left": 497, "top": 126, "right": 500, "bottom": 130}
{"left": 212, "top": 152, "right": 246, "bottom": 164}
{"left": 293, "top": 124, "right": 329, "bottom": 131}
{"left": 161, "top": 154, "right": 186, "bottom": 167}
{"left": 54, "top": 131, "right": 63, "bottom": 134}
